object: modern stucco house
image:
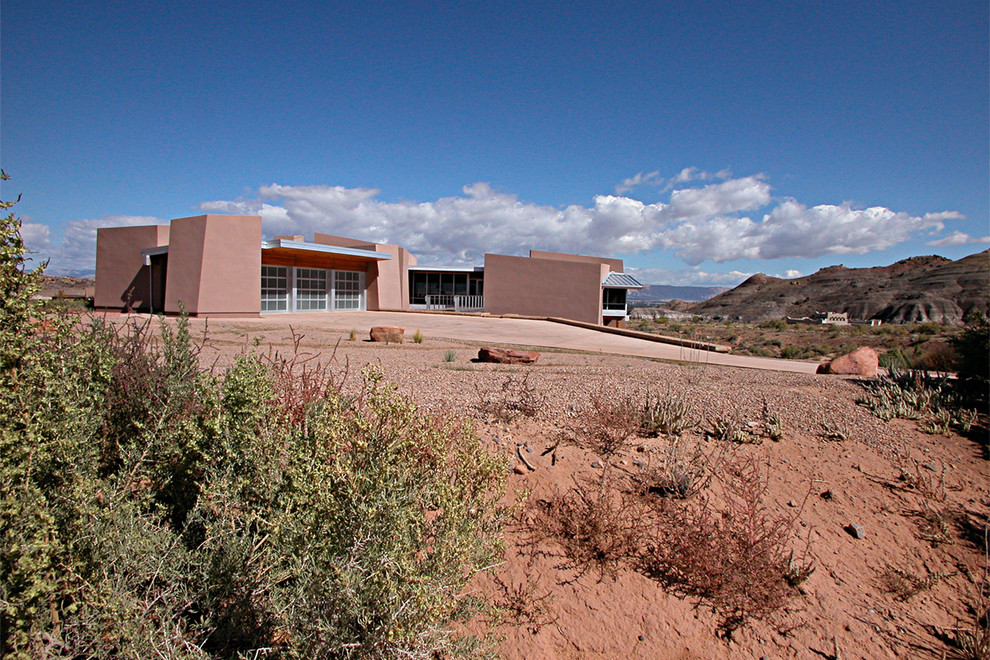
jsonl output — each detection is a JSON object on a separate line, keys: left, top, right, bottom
{"left": 94, "top": 214, "right": 643, "bottom": 326}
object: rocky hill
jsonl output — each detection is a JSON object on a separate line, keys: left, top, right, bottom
{"left": 689, "top": 250, "right": 989, "bottom": 325}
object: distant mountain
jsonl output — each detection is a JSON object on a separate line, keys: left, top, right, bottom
{"left": 629, "top": 284, "right": 728, "bottom": 303}
{"left": 689, "top": 251, "right": 989, "bottom": 325}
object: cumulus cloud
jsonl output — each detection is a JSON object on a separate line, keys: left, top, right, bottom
{"left": 926, "top": 230, "right": 990, "bottom": 248}
{"left": 20, "top": 220, "right": 51, "bottom": 252}
{"left": 626, "top": 266, "right": 753, "bottom": 287}
{"left": 29, "top": 169, "right": 974, "bottom": 276}
{"left": 194, "top": 172, "right": 967, "bottom": 268}
{"left": 39, "top": 215, "right": 163, "bottom": 275}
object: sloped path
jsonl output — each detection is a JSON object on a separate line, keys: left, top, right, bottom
{"left": 220, "top": 311, "right": 820, "bottom": 374}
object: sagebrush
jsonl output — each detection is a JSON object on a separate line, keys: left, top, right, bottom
{"left": 0, "top": 188, "right": 506, "bottom": 659}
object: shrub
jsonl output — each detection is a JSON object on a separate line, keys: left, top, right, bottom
{"left": 953, "top": 311, "right": 990, "bottom": 384}
{"left": 413, "top": 328, "right": 424, "bottom": 343}
{"left": 635, "top": 435, "right": 725, "bottom": 499}
{"left": 534, "top": 475, "right": 647, "bottom": 581}
{"left": 857, "top": 369, "right": 980, "bottom": 434}
{"left": 639, "top": 388, "right": 698, "bottom": 437}
{"left": 0, "top": 192, "right": 506, "bottom": 657}
{"left": 642, "top": 457, "right": 812, "bottom": 635}
{"left": 571, "top": 392, "right": 641, "bottom": 455}
{"left": 443, "top": 349, "right": 457, "bottom": 362}
{"left": 473, "top": 372, "right": 547, "bottom": 423}
{"left": 758, "top": 319, "right": 787, "bottom": 331}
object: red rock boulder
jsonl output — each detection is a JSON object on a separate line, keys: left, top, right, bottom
{"left": 817, "top": 346, "right": 879, "bottom": 377}
{"left": 370, "top": 326, "right": 405, "bottom": 343}
{"left": 478, "top": 347, "right": 539, "bottom": 364}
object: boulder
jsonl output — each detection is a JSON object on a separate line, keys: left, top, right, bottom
{"left": 477, "top": 346, "right": 539, "bottom": 364}
{"left": 817, "top": 346, "right": 879, "bottom": 378}
{"left": 370, "top": 326, "right": 404, "bottom": 343}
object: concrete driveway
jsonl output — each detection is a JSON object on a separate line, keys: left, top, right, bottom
{"left": 221, "top": 311, "right": 820, "bottom": 374}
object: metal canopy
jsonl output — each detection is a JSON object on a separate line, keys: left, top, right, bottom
{"left": 602, "top": 272, "right": 644, "bottom": 289}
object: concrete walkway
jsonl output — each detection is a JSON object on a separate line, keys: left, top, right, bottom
{"left": 220, "top": 311, "right": 820, "bottom": 374}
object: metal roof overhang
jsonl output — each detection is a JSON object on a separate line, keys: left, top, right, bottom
{"left": 408, "top": 265, "right": 484, "bottom": 273}
{"left": 602, "top": 272, "right": 644, "bottom": 289}
{"left": 140, "top": 246, "right": 170, "bottom": 258}
{"left": 261, "top": 239, "right": 391, "bottom": 260}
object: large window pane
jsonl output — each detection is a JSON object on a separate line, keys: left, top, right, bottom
{"left": 261, "top": 265, "right": 288, "bottom": 312}
{"left": 295, "top": 268, "right": 328, "bottom": 311}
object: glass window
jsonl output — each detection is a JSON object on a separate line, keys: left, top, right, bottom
{"left": 334, "top": 270, "right": 363, "bottom": 310}
{"left": 261, "top": 265, "right": 288, "bottom": 312}
{"left": 295, "top": 267, "right": 328, "bottom": 311}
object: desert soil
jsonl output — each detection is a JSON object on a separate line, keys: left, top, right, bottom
{"left": 132, "top": 315, "right": 988, "bottom": 659}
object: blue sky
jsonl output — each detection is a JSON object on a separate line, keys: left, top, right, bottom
{"left": 2, "top": 1, "right": 988, "bottom": 284}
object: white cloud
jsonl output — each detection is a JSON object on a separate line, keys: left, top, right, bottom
{"left": 29, "top": 169, "right": 974, "bottom": 276}
{"left": 41, "top": 215, "right": 163, "bottom": 275}
{"left": 20, "top": 220, "right": 51, "bottom": 252}
{"left": 615, "top": 167, "right": 732, "bottom": 194}
{"left": 626, "top": 266, "right": 753, "bottom": 287}
{"left": 195, "top": 173, "right": 967, "bottom": 268}
{"left": 926, "top": 230, "right": 990, "bottom": 247}
{"left": 783, "top": 269, "right": 802, "bottom": 279}
{"left": 615, "top": 170, "right": 662, "bottom": 194}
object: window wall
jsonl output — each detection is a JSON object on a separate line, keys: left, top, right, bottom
{"left": 261, "top": 265, "right": 365, "bottom": 312}
{"left": 409, "top": 271, "right": 483, "bottom": 305}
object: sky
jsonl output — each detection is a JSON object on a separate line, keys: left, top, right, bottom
{"left": 2, "top": 0, "right": 988, "bottom": 286}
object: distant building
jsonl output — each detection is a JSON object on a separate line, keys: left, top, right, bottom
{"left": 785, "top": 311, "right": 880, "bottom": 326}
{"left": 94, "top": 214, "right": 643, "bottom": 326}
{"left": 786, "top": 311, "right": 849, "bottom": 325}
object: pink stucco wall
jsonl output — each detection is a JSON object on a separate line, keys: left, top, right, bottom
{"left": 529, "top": 249, "right": 624, "bottom": 273}
{"left": 164, "top": 215, "right": 261, "bottom": 316}
{"left": 484, "top": 253, "right": 604, "bottom": 324}
{"left": 94, "top": 225, "right": 170, "bottom": 311}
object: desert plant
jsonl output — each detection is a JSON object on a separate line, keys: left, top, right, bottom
{"left": 642, "top": 456, "right": 812, "bottom": 635}
{"left": 762, "top": 402, "right": 784, "bottom": 441}
{"left": 0, "top": 195, "right": 507, "bottom": 658}
{"left": 492, "top": 574, "right": 557, "bottom": 634}
{"left": 635, "top": 435, "right": 726, "bottom": 499}
{"left": 819, "top": 418, "right": 851, "bottom": 442}
{"left": 706, "top": 416, "right": 756, "bottom": 444}
{"left": 881, "top": 565, "right": 955, "bottom": 601}
{"left": 639, "top": 388, "right": 698, "bottom": 437}
{"left": 534, "top": 475, "right": 648, "bottom": 581}
{"left": 953, "top": 311, "right": 990, "bottom": 385}
{"left": 571, "top": 392, "right": 641, "bottom": 455}
{"left": 348, "top": 328, "right": 358, "bottom": 341}
{"left": 443, "top": 349, "right": 457, "bottom": 362}
{"left": 857, "top": 369, "right": 981, "bottom": 434}
{"left": 917, "top": 502, "right": 955, "bottom": 547}
{"left": 413, "top": 328, "right": 424, "bottom": 343}
{"left": 473, "top": 371, "right": 547, "bottom": 423}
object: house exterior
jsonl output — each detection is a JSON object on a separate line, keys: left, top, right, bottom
{"left": 94, "top": 214, "right": 643, "bottom": 326}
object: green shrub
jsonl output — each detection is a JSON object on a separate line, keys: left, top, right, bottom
{"left": 413, "top": 328, "right": 424, "bottom": 343}
{"left": 0, "top": 190, "right": 506, "bottom": 657}
{"left": 953, "top": 311, "right": 990, "bottom": 384}
{"left": 758, "top": 319, "right": 787, "bottom": 331}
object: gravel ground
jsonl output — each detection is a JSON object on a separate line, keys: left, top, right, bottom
{"left": 181, "top": 315, "right": 902, "bottom": 455}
